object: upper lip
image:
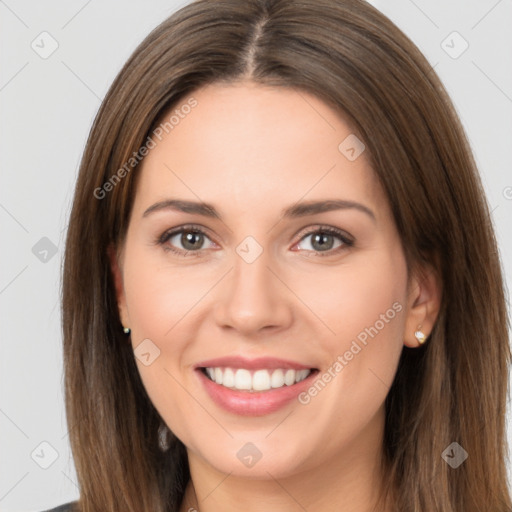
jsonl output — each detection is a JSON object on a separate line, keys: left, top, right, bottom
{"left": 194, "top": 356, "right": 316, "bottom": 371}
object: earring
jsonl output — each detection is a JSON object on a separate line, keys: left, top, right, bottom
{"left": 414, "top": 325, "right": 427, "bottom": 345}
{"left": 123, "top": 326, "right": 131, "bottom": 334}
{"left": 158, "top": 422, "right": 171, "bottom": 452}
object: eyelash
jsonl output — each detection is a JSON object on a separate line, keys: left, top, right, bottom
{"left": 155, "top": 223, "right": 354, "bottom": 258}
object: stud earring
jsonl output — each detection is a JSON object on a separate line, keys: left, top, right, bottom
{"left": 414, "top": 325, "right": 426, "bottom": 345}
{"left": 123, "top": 326, "right": 131, "bottom": 334}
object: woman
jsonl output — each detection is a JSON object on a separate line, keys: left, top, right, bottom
{"left": 54, "top": 0, "right": 511, "bottom": 510}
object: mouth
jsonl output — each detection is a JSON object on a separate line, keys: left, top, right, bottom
{"left": 193, "top": 355, "right": 320, "bottom": 415}
{"left": 195, "top": 364, "right": 320, "bottom": 416}
{"left": 198, "top": 366, "right": 319, "bottom": 393}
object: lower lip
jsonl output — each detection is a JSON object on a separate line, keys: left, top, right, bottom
{"left": 195, "top": 368, "right": 319, "bottom": 416}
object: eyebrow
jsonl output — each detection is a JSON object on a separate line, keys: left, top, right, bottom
{"left": 142, "top": 198, "right": 376, "bottom": 222}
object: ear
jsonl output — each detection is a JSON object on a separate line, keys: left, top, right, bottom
{"left": 403, "top": 262, "right": 442, "bottom": 348}
{"left": 108, "top": 243, "right": 130, "bottom": 328}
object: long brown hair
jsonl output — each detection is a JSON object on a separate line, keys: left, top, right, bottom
{"left": 61, "top": 0, "right": 512, "bottom": 510}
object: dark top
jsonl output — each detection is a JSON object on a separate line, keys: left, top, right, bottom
{"left": 42, "top": 501, "right": 79, "bottom": 512}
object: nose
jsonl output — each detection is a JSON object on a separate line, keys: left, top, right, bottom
{"left": 213, "top": 248, "right": 293, "bottom": 336}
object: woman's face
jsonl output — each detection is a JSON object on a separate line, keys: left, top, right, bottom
{"left": 112, "top": 81, "right": 427, "bottom": 480}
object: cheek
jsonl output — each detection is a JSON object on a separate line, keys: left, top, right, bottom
{"left": 330, "top": 260, "right": 406, "bottom": 353}
{"left": 293, "top": 249, "right": 407, "bottom": 436}
{"left": 123, "top": 244, "right": 210, "bottom": 342}
{"left": 297, "top": 242, "right": 407, "bottom": 347}
{"left": 121, "top": 245, "right": 207, "bottom": 436}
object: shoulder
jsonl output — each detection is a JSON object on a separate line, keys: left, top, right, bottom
{"left": 41, "top": 501, "right": 79, "bottom": 512}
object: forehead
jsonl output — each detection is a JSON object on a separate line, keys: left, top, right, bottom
{"left": 133, "top": 82, "right": 382, "bottom": 219}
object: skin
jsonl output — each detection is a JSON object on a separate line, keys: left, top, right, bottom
{"left": 110, "top": 81, "right": 441, "bottom": 512}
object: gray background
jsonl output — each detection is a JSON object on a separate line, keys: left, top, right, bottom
{"left": 1, "top": 0, "right": 511, "bottom": 510}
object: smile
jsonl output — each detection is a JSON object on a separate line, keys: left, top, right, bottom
{"left": 196, "top": 366, "right": 320, "bottom": 416}
{"left": 201, "top": 367, "right": 313, "bottom": 392}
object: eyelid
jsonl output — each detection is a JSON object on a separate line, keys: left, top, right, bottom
{"left": 157, "top": 223, "right": 215, "bottom": 244}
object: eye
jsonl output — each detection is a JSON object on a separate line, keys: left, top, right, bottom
{"left": 156, "top": 224, "right": 354, "bottom": 258}
{"left": 293, "top": 226, "right": 354, "bottom": 256}
{"left": 157, "top": 224, "right": 216, "bottom": 257}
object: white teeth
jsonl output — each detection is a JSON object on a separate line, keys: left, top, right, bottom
{"left": 271, "top": 369, "right": 285, "bottom": 388}
{"left": 253, "top": 369, "right": 271, "bottom": 391}
{"left": 203, "top": 367, "right": 312, "bottom": 391}
{"left": 284, "top": 369, "right": 296, "bottom": 386}
{"left": 223, "top": 367, "right": 235, "bottom": 387}
{"left": 234, "top": 369, "right": 252, "bottom": 390}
